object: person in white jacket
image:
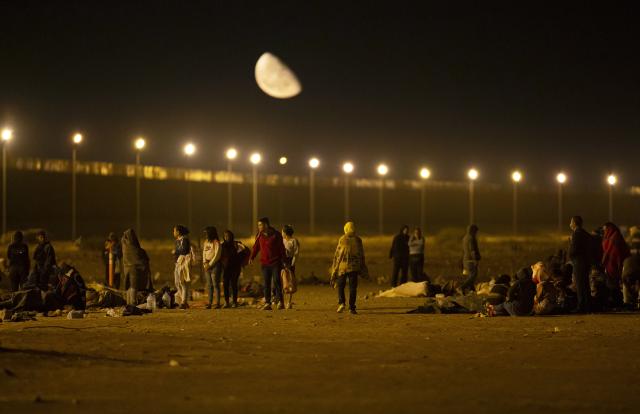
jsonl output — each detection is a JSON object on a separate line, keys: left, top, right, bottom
{"left": 202, "top": 226, "right": 222, "bottom": 309}
{"left": 282, "top": 224, "right": 300, "bottom": 309}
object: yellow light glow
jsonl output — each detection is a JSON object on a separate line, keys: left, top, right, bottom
{"left": 556, "top": 172, "right": 567, "bottom": 184}
{"left": 607, "top": 174, "right": 617, "bottom": 186}
{"left": 72, "top": 133, "right": 83, "bottom": 144}
{"left": 184, "top": 143, "right": 196, "bottom": 156}
{"left": 226, "top": 148, "right": 237, "bottom": 160}
{"left": 377, "top": 163, "right": 388, "bottom": 176}
{"left": 419, "top": 167, "right": 431, "bottom": 179}
{"left": 1, "top": 128, "right": 13, "bottom": 142}
{"left": 511, "top": 170, "right": 522, "bottom": 183}
{"left": 308, "top": 157, "right": 320, "bottom": 169}
{"left": 134, "top": 137, "right": 146, "bottom": 150}
{"left": 279, "top": 156, "right": 288, "bottom": 165}
{"left": 250, "top": 152, "right": 262, "bottom": 165}
{"left": 467, "top": 168, "right": 479, "bottom": 180}
{"left": 342, "top": 162, "right": 354, "bottom": 174}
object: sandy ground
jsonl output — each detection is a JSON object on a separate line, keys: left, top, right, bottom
{"left": 2, "top": 234, "right": 640, "bottom": 413}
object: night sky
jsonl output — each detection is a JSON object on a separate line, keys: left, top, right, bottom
{"left": 1, "top": 2, "right": 638, "bottom": 186}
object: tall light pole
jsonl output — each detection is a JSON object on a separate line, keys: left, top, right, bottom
{"left": 71, "top": 133, "right": 83, "bottom": 240}
{"left": 419, "top": 167, "right": 431, "bottom": 231}
{"left": 134, "top": 137, "right": 146, "bottom": 236}
{"left": 467, "top": 168, "right": 479, "bottom": 225}
{"left": 278, "top": 156, "right": 287, "bottom": 225}
{"left": 183, "top": 142, "right": 196, "bottom": 231}
{"left": 250, "top": 152, "right": 262, "bottom": 235}
{"left": 308, "top": 157, "right": 320, "bottom": 235}
{"left": 225, "top": 148, "right": 237, "bottom": 230}
{"left": 342, "top": 162, "right": 354, "bottom": 222}
{"left": 376, "top": 163, "right": 388, "bottom": 235}
{"left": 607, "top": 174, "right": 617, "bottom": 222}
{"left": 1, "top": 128, "right": 13, "bottom": 243}
{"left": 511, "top": 170, "right": 522, "bottom": 236}
{"left": 556, "top": 172, "right": 567, "bottom": 232}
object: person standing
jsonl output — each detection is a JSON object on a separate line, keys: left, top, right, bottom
{"left": 221, "top": 230, "right": 244, "bottom": 308}
{"left": 30, "top": 230, "right": 57, "bottom": 291}
{"left": 408, "top": 227, "right": 425, "bottom": 282}
{"left": 460, "top": 224, "right": 481, "bottom": 293}
{"left": 330, "top": 221, "right": 368, "bottom": 314}
{"left": 173, "top": 225, "right": 192, "bottom": 309}
{"left": 202, "top": 226, "right": 222, "bottom": 309}
{"left": 601, "top": 222, "right": 630, "bottom": 307}
{"left": 389, "top": 225, "right": 410, "bottom": 287}
{"left": 7, "top": 230, "right": 29, "bottom": 292}
{"left": 282, "top": 224, "right": 300, "bottom": 309}
{"left": 250, "top": 217, "right": 286, "bottom": 310}
{"left": 569, "top": 216, "right": 593, "bottom": 313}
{"left": 103, "top": 232, "right": 122, "bottom": 289}
{"left": 121, "top": 228, "right": 151, "bottom": 306}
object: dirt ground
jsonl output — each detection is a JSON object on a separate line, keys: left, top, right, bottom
{"left": 2, "top": 234, "right": 640, "bottom": 413}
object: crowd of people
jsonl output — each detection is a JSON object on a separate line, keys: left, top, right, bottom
{"left": 3, "top": 214, "right": 640, "bottom": 316}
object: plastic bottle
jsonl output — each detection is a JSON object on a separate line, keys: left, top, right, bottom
{"left": 146, "top": 293, "right": 156, "bottom": 311}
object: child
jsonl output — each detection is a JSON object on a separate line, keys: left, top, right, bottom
{"left": 281, "top": 224, "right": 300, "bottom": 309}
{"left": 202, "top": 226, "right": 222, "bottom": 309}
{"left": 173, "top": 225, "right": 191, "bottom": 309}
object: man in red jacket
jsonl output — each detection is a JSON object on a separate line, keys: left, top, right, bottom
{"left": 250, "top": 217, "right": 286, "bottom": 310}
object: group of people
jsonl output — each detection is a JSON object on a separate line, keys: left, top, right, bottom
{"left": 388, "top": 226, "right": 427, "bottom": 287}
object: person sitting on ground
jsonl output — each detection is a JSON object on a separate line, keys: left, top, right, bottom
{"left": 389, "top": 225, "right": 410, "bottom": 287}
{"left": 489, "top": 267, "right": 536, "bottom": 316}
{"left": 103, "top": 232, "right": 122, "bottom": 289}
{"left": 249, "top": 217, "right": 286, "bottom": 310}
{"left": 460, "top": 225, "right": 481, "bottom": 293}
{"left": 602, "top": 222, "right": 630, "bottom": 308}
{"left": 281, "top": 224, "right": 300, "bottom": 309}
{"left": 408, "top": 227, "right": 426, "bottom": 282}
{"left": 172, "top": 225, "right": 192, "bottom": 309}
{"left": 621, "top": 249, "right": 640, "bottom": 310}
{"left": 220, "top": 230, "right": 245, "bottom": 308}
{"left": 202, "top": 226, "right": 222, "bottom": 309}
{"left": 589, "top": 264, "right": 609, "bottom": 312}
{"left": 121, "top": 228, "right": 151, "bottom": 306}
{"left": 53, "top": 262, "right": 87, "bottom": 310}
{"left": 7, "top": 230, "right": 30, "bottom": 292}
{"left": 534, "top": 277, "right": 562, "bottom": 315}
{"left": 330, "top": 221, "right": 368, "bottom": 314}
{"left": 28, "top": 230, "right": 57, "bottom": 291}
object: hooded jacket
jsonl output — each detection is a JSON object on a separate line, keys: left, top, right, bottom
{"left": 506, "top": 267, "right": 536, "bottom": 315}
{"left": 389, "top": 226, "right": 410, "bottom": 259}
{"left": 462, "top": 225, "right": 481, "bottom": 262}
{"left": 602, "top": 224, "right": 630, "bottom": 280}
{"left": 122, "top": 229, "right": 149, "bottom": 268}
{"left": 331, "top": 222, "right": 368, "bottom": 277}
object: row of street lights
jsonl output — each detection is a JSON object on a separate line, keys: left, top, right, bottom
{"left": 0, "top": 127, "right": 624, "bottom": 240}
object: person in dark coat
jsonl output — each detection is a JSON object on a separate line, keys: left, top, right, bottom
{"left": 30, "top": 230, "right": 57, "bottom": 291}
{"left": 121, "top": 228, "right": 151, "bottom": 306}
{"left": 492, "top": 267, "right": 536, "bottom": 316}
{"left": 221, "top": 230, "right": 243, "bottom": 308}
{"left": 103, "top": 232, "right": 123, "bottom": 289}
{"left": 6, "top": 230, "right": 30, "bottom": 292}
{"left": 389, "top": 225, "right": 410, "bottom": 287}
{"left": 569, "top": 216, "right": 593, "bottom": 313}
{"left": 460, "top": 224, "right": 481, "bottom": 293}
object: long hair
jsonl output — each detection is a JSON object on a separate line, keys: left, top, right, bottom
{"left": 203, "top": 226, "right": 219, "bottom": 242}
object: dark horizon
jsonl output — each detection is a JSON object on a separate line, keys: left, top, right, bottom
{"left": 1, "top": 2, "right": 639, "bottom": 186}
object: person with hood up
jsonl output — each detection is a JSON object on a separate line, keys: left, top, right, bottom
{"left": 121, "top": 228, "right": 151, "bottom": 306}
{"left": 30, "top": 230, "right": 57, "bottom": 291}
{"left": 202, "top": 226, "right": 222, "bottom": 309}
{"left": 460, "top": 225, "right": 481, "bottom": 293}
{"left": 601, "top": 222, "right": 630, "bottom": 307}
{"left": 569, "top": 216, "right": 594, "bottom": 313}
{"left": 6, "top": 230, "right": 30, "bottom": 292}
{"left": 389, "top": 225, "right": 410, "bottom": 287}
{"left": 250, "top": 217, "right": 286, "bottom": 310}
{"left": 330, "top": 222, "right": 368, "bottom": 314}
{"left": 103, "top": 232, "right": 122, "bottom": 289}
{"left": 489, "top": 267, "right": 536, "bottom": 316}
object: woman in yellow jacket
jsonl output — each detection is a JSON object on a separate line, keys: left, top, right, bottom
{"left": 330, "top": 222, "right": 368, "bottom": 314}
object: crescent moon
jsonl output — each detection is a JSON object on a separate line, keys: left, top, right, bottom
{"left": 254, "top": 52, "right": 302, "bottom": 99}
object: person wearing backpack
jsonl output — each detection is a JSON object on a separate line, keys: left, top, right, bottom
{"left": 7, "top": 230, "right": 30, "bottom": 292}
{"left": 173, "top": 225, "right": 192, "bottom": 309}
{"left": 281, "top": 224, "right": 300, "bottom": 309}
{"left": 249, "top": 217, "right": 286, "bottom": 310}
{"left": 202, "top": 226, "right": 222, "bottom": 309}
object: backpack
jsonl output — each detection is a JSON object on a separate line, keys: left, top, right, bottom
{"left": 55, "top": 266, "right": 87, "bottom": 310}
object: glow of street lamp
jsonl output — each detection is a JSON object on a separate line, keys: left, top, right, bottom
{"left": 308, "top": 157, "right": 320, "bottom": 169}
{"left": 419, "top": 167, "right": 431, "bottom": 179}
{"left": 72, "top": 133, "right": 83, "bottom": 144}
{"left": 556, "top": 172, "right": 567, "bottom": 184}
{"left": 226, "top": 148, "right": 237, "bottom": 160}
{"left": 607, "top": 174, "right": 617, "bottom": 186}
{"left": 511, "top": 170, "right": 522, "bottom": 183}
{"left": 134, "top": 137, "right": 146, "bottom": 150}
{"left": 279, "top": 156, "right": 288, "bottom": 165}
{"left": 184, "top": 143, "right": 196, "bottom": 156}
{"left": 467, "top": 168, "right": 479, "bottom": 181}
{"left": 1, "top": 128, "right": 13, "bottom": 142}
{"left": 377, "top": 163, "right": 388, "bottom": 176}
{"left": 342, "top": 162, "right": 354, "bottom": 174}
{"left": 250, "top": 152, "right": 262, "bottom": 165}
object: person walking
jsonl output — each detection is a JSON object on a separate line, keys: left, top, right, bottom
{"left": 249, "top": 217, "right": 286, "bottom": 310}
{"left": 569, "top": 216, "right": 593, "bottom": 313}
{"left": 121, "top": 228, "right": 151, "bottom": 306}
{"left": 6, "top": 230, "right": 29, "bottom": 292}
{"left": 103, "top": 232, "right": 122, "bottom": 289}
{"left": 389, "top": 225, "right": 410, "bottom": 287}
{"left": 601, "top": 222, "right": 630, "bottom": 307}
{"left": 330, "top": 221, "right": 368, "bottom": 314}
{"left": 460, "top": 224, "right": 481, "bottom": 293}
{"left": 202, "top": 226, "right": 222, "bottom": 309}
{"left": 408, "top": 227, "right": 425, "bottom": 282}
{"left": 281, "top": 224, "right": 300, "bottom": 309}
{"left": 221, "top": 230, "right": 244, "bottom": 308}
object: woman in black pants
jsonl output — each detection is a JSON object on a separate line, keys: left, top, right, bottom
{"left": 221, "top": 230, "right": 243, "bottom": 307}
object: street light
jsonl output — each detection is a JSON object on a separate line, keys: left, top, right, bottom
{"left": 607, "top": 174, "right": 617, "bottom": 222}
{"left": 419, "top": 167, "right": 431, "bottom": 231}
{"left": 467, "top": 168, "right": 479, "bottom": 225}
{"left": 308, "top": 157, "right": 320, "bottom": 235}
{"left": 279, "top": 156, "right": 288, "bottom": 165}
{"left": 376, "top": 163, "right": 388, "bottom": 235}
{"left": 1, "top": 128, "right": 13, "bottom": 242}
{"left": 250, "top": 152, "right": 262, "bottom": 235}
{"left": 342, "top": 162, "right": 354, "bottom": 222}
{"left": 183, "top": 142, "right": 196, "bottom": 232}
{"left": 225, "top": 148, "right": 238, "bottom": 230}
{"left": 556, "top": 172, "right": 567, "bottom": 232}
{"left": 71, "top": 133, "right": 83, "bottom": 240}
{"left": 511, "top": 170, "right": 522, "bottom": 236}
{"left": 134, "top": 137, "right": 146, "bottom": 236}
